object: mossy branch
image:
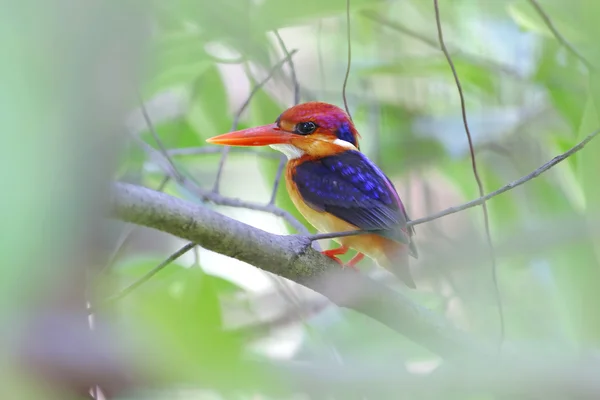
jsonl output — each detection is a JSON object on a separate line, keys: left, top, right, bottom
{"left": 110, "top": 182, "right": 494, "bottom": 362}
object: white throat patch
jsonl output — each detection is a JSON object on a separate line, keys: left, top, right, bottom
{"left": 269, "top": 144, "right": 305, "bottom": 160}
{"left": 333, "top": 138, "right": 356, "bottom": 150}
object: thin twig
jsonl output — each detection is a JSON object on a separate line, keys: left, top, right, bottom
{"left": 212, "top": 50, "right": 299, "bottom": 194}
{"left": 135, "top": 136, "right": 309, "bottom": 234}
{"left": 527, "top": 0, "right": 594, "bottom": 71}
{"left": 342, "top": 0, "right": 352, "bottom": 120}
{"left": 307, "top": 229, "right": 373, "bottom": 241}
{"left": 104, "top": 176, "right": 171, "bottom": 270}
{"left": 106, "top": 224, "right": 137, "bottom": 267}
{"left": 111, "top": 182, "right": 495, "bottom": 360}
{"left": 231, "top": 297, "right": 330, "bottom": 339}
{"left": 168, "top": 146, "right": 281, "bottom": 159}
{"left": 304, "top": 133, "right": 600, "bottom": 241}
{"left": 138, "top": 96, "right": 184, "bottom": 181}
{"left": 270, "top": 32, "right": 300, "bottom": 206}
{"left": 269, "top": 275, "right": 305, "bottom": 319}
{"left": 260, "top": 39, "right": 320, "bottom": 322}
{"left": 361, "top": 10, "right": 524, "bottom": 79}
{"left": 269, "top": 155, "right": 287, "bottom": 205}
{"left": 274, "top": 30, "right": 300, "bottom": 105}
{"left": 317, "top": 21, "right": 326, "bottom": 97}
{"left": 116, "top": 52, "right": 306, "bottom": 315}
{"left": 420, "top": 178, "right": 459, "bottom": 245}
{"left": 91, "top": 242, "right": 196, "bottom": 311}
{"left": 137, "top": 53, "right": 303, "bottom": 231}
{"left": 433, "top": 0, "right": 504, "bottom": 348}
{"left": 212, "top": 149, "right": 231, "bottom": 194}
{"left": 90, "top": 175, "right": 171, "bottom": 294}
{"left": 410, "top": 128, "right": 600, "bottom": 225}
{"left": 363, "top": 10, "right": 437, "bottom": 47}
{"left": 366, "top": 86, "right": 381, "bottom": 163}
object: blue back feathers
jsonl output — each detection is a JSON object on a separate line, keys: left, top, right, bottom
{"left": 293, "top": 150, "right": 409, "bottom": 238}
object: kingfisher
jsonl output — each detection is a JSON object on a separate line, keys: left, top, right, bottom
{"left": 206, "top": 102, "right": 418, "bottom": 288}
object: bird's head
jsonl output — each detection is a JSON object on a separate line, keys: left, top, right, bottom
{"left": 206, "top": 102, "right": 361, "bottom": 159}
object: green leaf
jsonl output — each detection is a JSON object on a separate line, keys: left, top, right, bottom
{"left": 589, "top": 73, "right": 600, "bottom": 129}
{"left": 143, "top": 30, "right": 212, "bottom": 98}
{"left": 577, "top": 92, "right": 600, "bottom": 344}
{"left": 157, "top": 0, "right": 273, "bottom": 66}
{"left": 533, "top": 40, "right": 587, "bottom": 131}
{"left": 361, "top": 56, "right": 498, "bottom": 96}
{"left": 118, "top": 262, "right": 262, "bottom": 388}
{"left": 375, "top": 103, "right": 447, "bottom": 173}
{"left": 112, "top": 256, "right": 245, "bottom": 302}
{"left": 205, "top": 273, "right": 246, "bottom": 296}
{"left": 249, "top": 88, "right": 284, "bottom": 126}
{"left": 139, "top": 117, "right": 205, "bottom": 150}
{"left": 506, "top": 0, "right": 554, "bottom": 36}
{"left": 507, "top": 0, "right": 587, "bottom": 43}
{"left": 542, "top": 94, "right": 600, "bottom": 346}
{"left": 255, "top": 0, "right": 383, "bottom": 30}
{"left": 187, "top": 65, "right": 231, "bottom": 140}
{"left": 248, "top": 89, "right": 314, "bottom": 234}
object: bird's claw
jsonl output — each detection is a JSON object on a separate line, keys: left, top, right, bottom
{"left": 320, "top": 249, "right": 362, "bottom": 271}
{"left": 321, "top": 252, "right": 344, "bottom": 265}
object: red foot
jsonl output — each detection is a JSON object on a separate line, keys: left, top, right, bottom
{"left": 346, "top": 252, "right": 365, "bottom": 271}
{"left": 321, "top": 245, "right": 349, "bottom": 265}
{"left": 321, "top": 246, "right": 364, "bottom": 271}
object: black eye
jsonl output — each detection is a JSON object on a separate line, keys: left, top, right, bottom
{"left": 295, "top": 121, "right": 317, "bottom": 135}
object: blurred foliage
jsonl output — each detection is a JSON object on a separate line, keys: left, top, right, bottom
{"left": 109, "top": 259, "right": 254, "bottom": 387}
{"left": 5, "top": 0, "right": 600, "bottom": 398}
{"left": 110, "top": 0, "right": 600, "bottom": 395}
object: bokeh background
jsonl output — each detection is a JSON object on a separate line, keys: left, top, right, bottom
{"left": 3, "top": 0, "right": 600, "bottom": 398}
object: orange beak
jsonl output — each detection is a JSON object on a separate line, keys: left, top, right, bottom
{"left": 206, "top": 124, "right": 294, "bottom": 147}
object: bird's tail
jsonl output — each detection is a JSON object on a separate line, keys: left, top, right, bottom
{"left": 379, "top": 244, "right": 416, "bottom": 289}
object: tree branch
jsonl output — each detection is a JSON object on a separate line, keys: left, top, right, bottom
{"left": 305, "top": 127, "right": 600, "bottom": 239}
{"left": 360, "top": 10, "right": 525, "bottom": 79}
{"left": 410, "top": 127, "right": 600, "bottom": 226}
{"left": 342, "top": 0, "right": 353, "bottom": 120}
{"left": 433, "top": 0, "right": 504, "bottom": 345}
{"left": 109, "top": 182, "right": 494, "bottom": 361}
{"left": 133, "top": 135, "right": 310, "bottom": 234}
{"left": 213, "top": 49, "right": 298, "bottom": 193}
{"left": 168, "top": 146, "right": 280, "bottom": 159}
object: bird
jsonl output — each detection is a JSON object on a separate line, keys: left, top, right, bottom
{"left": 206, "top": 101, "right": 418, "bottom": 288}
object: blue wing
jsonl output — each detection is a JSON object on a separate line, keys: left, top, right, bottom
{"left": 293, "top": 150, "right": 416, "bottom": 251}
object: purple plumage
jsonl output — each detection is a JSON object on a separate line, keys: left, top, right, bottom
{"left": 293, "top": 150, "right": 415, "bottom": 249}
